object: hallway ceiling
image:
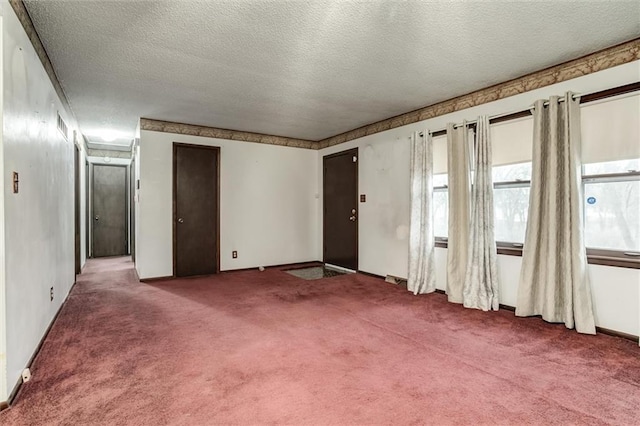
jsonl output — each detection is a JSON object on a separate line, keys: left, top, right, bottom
{"left": 24, "top": 1, "right": 640, "bottom": 145}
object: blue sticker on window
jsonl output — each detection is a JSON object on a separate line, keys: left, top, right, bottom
{"left": 587, "top": 197, "right": 596, "bottom": 205}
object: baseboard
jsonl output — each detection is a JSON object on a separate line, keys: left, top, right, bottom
{"left": 364, "top": 279, "right": 639, "bottom": 343}
{"left": 596, "top": 327, "right": 639, "bottom": 343}
{"left": 3, "top": 279, "right": 78, "bottom": 410}
{"left": 224, "top": 260, "right": 322, "bottom": 273}
{"left": 139, "top": 275, "right": 173, "bottom": 283}
{"left": 357, "top": 270, "right": 385, "bottom": 280}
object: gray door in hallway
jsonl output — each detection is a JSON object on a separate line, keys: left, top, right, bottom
{"left": 92, "top": 164, "right": 128, "bottom": 257}
{"left": 173, "top": 143, "right": 220, "bottom": 277}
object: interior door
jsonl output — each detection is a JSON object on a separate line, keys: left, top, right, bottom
{"left": 92, "top": 164, "right": 128, "bottom": 257}
{"left": 323, "top": 148, "right": 358, "bottom": 270}
{"left": 173, "top": 143, "right": 220, "bottom": 277}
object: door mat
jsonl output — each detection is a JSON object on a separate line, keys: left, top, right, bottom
{"left": 284, "top": 266, "right": 349, "bottom": 280}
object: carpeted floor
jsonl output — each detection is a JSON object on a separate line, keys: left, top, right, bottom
{"left": 1, "top": 257, "right": 639, "bottom": 425}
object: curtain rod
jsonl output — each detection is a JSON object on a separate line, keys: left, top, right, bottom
{"left": 414, "top": 81, "right": 639, "bottom": 138}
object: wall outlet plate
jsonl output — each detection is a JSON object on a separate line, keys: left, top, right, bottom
{"left": 22, "top": 368, "right": 31, "bottom": 383}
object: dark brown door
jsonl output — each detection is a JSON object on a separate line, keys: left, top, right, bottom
{"left": 323, "top": 148, "right": 358, "bottom": 270}
{"left": 92, "top": 164, "right": 127, "bottom": 257}
{"left": 173, "top": 143, "right": 220, "bottom": 277}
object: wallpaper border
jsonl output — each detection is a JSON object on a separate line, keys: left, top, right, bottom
{"left": 139, "top": 119, "right": 317, "bottom": 149}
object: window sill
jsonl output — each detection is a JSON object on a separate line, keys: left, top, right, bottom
{"left": 433, "top": 242, "right": 640, "bottom": 269}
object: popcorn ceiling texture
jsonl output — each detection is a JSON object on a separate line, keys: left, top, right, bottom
{"left": 141, "top": 39, "right": 639, "bottom": 151}
{"left": 317, "top": 39, "right": 640, "bottom": 149}
{"left": 18, "top": 0, "right": 640, "bottom": 148}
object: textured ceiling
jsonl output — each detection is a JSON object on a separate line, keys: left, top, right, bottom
{"left": 24, "top": 0, "right": 640, "bottom": 145}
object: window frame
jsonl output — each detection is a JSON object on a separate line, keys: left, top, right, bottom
{"left": 429, "top": 83, "right": 640, "bottom": 268}
{"left": 493, "top": 177, "right": 531, "bottom": 251}
{"left": 581, "top": 170, "right": 640, "bottom": 268}
{"left": 433, "top": 182, "right": 449, "bottom": 247}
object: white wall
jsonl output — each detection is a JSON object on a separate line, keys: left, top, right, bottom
{"left": 137, "top": 131, "right": 318, "bottom": 279}
{"left": 78, "top": 141, "right": 87, "bottom": 269}
{"left": 318, "top": 60, "right": 640, "bottom": 337}
{"left": 0, "top": 3, "right": 84, "bottom": 402}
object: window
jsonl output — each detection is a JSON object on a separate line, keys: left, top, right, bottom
{"left": 490, "top": 116, "right": 533, "bottom": 249}
{"left": 583, "top": 159, "right": 640, "bottom": 255}
{"left": 428, "top": 88, "right": 640, "bottom": 268}
{"left": 433, "top": 173, "right": 448, "bottom": 240}
{"left": 493, "top": 163, "right": 531, "bottom": 245}
{"left": 581, "top": 92, "right": 640, "bottom": 264}
{"left": 432, "top": 135, "right": 448, "bottom": 241}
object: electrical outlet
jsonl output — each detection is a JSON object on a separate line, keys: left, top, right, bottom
{"left": 22, "top": 368, "right": 31, "bottom": 383}
{"left": 232, "top": 251, "right": 238, "bottom": 259}
{"left": 50, "top": 286, "right": 54, "bottom": 301}
{"left": 12, "top": 172, "right": 19, "bottom": 193}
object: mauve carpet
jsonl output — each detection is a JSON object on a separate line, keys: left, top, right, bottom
{"left": 1, "top": 257, "right": 639, "bottom": 425}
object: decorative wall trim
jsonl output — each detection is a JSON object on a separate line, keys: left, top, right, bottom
{"left": 140, "top": 118, "right": 317, "bottom": 149}
{"left": 317, "top": 38, "right": 640, "bottom": 149}
{"left": 9, "top": 0, "right": 72, "bottom": 113}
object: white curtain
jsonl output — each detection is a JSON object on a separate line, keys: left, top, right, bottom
{"left": 516, "top": 93, "right": 596, "bottom": 334}
{"left": 407, "top": 131, "right": 436, "bottom": 295}
{"left": 446, "top": 123, "right": 471, "bottom": 303}
{"left": 463, "top": 116, "right": 499, "bottom": 311}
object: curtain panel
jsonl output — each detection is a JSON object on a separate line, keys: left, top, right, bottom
{"left": 463, "top": 116, "right": 499, "bottom": 311}
{"left": 407, "top": 132, "right": 436, "bottom": 295}
{"left": 516, "top": 93, "right": 596, "bottom": 334}
{"left": 446, "top": 123, "right": 471, "bottom": 303}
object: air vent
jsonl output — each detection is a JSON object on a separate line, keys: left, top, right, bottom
{"left": 57, "top": 112, "right": 68, "bottom": 140}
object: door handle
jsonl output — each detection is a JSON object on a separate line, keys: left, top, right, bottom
{"left": 349, "top": 215, "right": 357, "bottom": 222}
{"left": 94, "top": 215, "right": 99, "bottom": 221}
{"left": 178, "top": 218, "right": 184, "bottom": 223}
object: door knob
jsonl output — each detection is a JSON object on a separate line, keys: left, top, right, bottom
{"left": 178, "top": 218, "right": 184, "bottom": 223}
{"left": 349, "top": 215, "right": 357, "bottom": 222}
{"left": 94, "top": 215, "right": 99, "bottom": 221}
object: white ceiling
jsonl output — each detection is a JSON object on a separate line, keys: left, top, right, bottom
{"left": 24, "top": 1, "right": 640, "bottom": 145}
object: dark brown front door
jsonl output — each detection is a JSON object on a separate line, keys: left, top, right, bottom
{"left": 173, "top": 143, "right": 220, "bottom": 277}
{"left": 323, "top": 148, "right": 358, "bottom": 270}
{"left": 92, "top": 164, "right": 128, "bottom": 257}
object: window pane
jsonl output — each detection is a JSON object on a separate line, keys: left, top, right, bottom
{"left": 494, "top": 187, "right": 530, "bottom": 243}
{"left": 433, "top": 190, "right": 448, "bottom": 238}
{"left": 583, "top": 158, "right": 640, "bottom": 176}
{"left": 433, "top": 173, "right": 448, "bottom": 187}
{"left": 493, "top": 162, "right": 532, "bottom": 183}
{"left": 584, "top": 180, "right": 640, "bottom": 252}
